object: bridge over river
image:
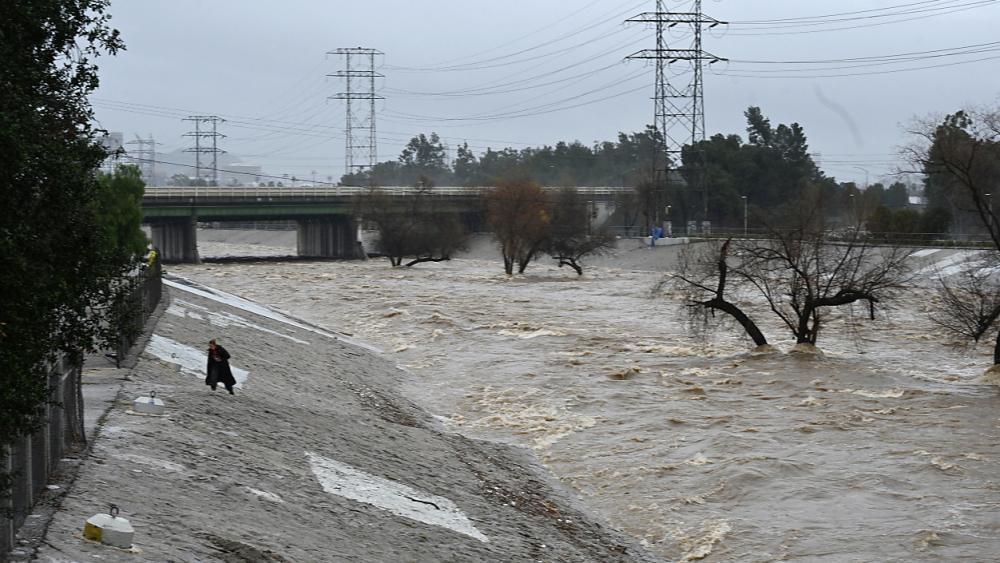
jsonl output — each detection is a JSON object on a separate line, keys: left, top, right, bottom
{"left": 142, "top": 185, "right": 627, "bottom": 263}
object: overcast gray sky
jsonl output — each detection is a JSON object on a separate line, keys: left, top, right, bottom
{"left": 92, "top": 0, "right": 1000, "bottom": 185}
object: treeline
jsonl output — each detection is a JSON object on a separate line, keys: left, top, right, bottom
{"left": 341, "top": 128, "right": 662, "bottom": 188}
{"left": 344, "top": 108, "right": 951, "bottom": 235}
{"left": 2, "top": 2, "right": 149, "bottom": 479}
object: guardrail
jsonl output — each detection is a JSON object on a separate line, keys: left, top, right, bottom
{"left": 683, "top": 229, "right": 997, "bottom": 249}
{"left": 143, "top": 186, "right": 633, "bottom": 198}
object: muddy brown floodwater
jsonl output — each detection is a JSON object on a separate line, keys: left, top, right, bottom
{"left": 175, "top": 235, "right": 1000, "bottom": 561}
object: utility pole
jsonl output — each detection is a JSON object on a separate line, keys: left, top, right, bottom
{"left": 626, "top": 1, "right": 725, "bottom": 231}
{"left": 328, "top": 47, "right": 383, "bottom": 183}
{"left": 125, "top": 134, "right": 158, "bottom": 182}
{"left": 183, "top": 115, "right": 226, "bottom": 185}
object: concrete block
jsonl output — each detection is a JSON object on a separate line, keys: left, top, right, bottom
{"left": 83, "top": 505, "right": 134, "bottom": 549}
{"left": 132, "top": 390, "right": 165, "bottom": 415}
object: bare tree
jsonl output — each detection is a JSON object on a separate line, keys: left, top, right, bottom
{"left": 668, "top": 195, "right": 911, "bottom": 349}
{"left": 486, "top": 179, "right": 550, "bottom": 275}
{"left": 356, "top": 184, "right": 468, "bottom": 267}
{"left": 741, "top": 223, "right": 911, "bottom": 346}
{"left": 546, "top": 187, "right": 615, "bottom": 276}
{"left": 909, "top": 107, "right": 1000, "bottom": 368}
{"left": 670, "top": 238, "right": 769, "bottom": 347}
{"left": 931, "top": 255, "right": 1000, "bottom": 364}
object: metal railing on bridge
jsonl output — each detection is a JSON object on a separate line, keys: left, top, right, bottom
{"left": 143, "top": 185, "right": 632, "bottom": 199}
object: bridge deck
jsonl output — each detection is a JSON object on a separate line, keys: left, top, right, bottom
{"left": 143, "top": 186, "right": 631, "bottom": 199}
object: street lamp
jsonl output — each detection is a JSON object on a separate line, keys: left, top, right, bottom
{"left": 741, "top": 195, "right": 748, "bottom": 236}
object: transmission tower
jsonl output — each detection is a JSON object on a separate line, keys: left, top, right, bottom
{"left": 182, "top": 115, "right": 226, "bottom": 185}
{"left": 125, "top": 134, "right": 157, "bottom": 182}
{"left": 626, "top": 1, "right": 726, "bottom": 223}
{"left": 328, "top": 47, "right": 383, "bottom": 180}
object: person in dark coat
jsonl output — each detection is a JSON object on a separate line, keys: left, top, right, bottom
{"left": 206, "top": 339, "right": 237, "bottom": 395}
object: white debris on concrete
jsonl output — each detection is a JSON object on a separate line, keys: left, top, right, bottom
{"left": 244, "top": 487, "right": 284, "bottom": 503}
{"left": 913, "top": 249, "right": 983, "bottom": 276}
{"left": 306, "top": 451, "right": 489, "bottom": 543}
{"left": 144, "top": 334, "right": 248, "bottom": 387}
{"left": 168, "top": 298, "right": 309, "bottom": 345}
{"left": 164, "top": 276, "right": 382, "bottom": 353}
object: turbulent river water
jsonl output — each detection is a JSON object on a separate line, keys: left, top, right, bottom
{"left": 174, "top": 232, "right": 1000, "bottom": 562}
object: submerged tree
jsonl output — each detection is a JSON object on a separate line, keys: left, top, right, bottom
{"left": 486, "top": 179, "right": 550, "bottom": 275}
{"left": 545, "top": 187, "right": 615, "bottom": 276}
{"left": 670, "top": 238, "right": 769, "bottom": 347}
{"left": 668, "top": 194, "right": 911, "bottom": 349}
{"left": 932, "top": 255, "right": 1000, "bottom": 365}
{"left": 741, "top": 210, "right": 911, "bottom": 346}
{"left": 356, "top": 181, "right": 468, "bottom": 267}
{"left": 910, "top": 107, "right": 1000, "bottom": 369}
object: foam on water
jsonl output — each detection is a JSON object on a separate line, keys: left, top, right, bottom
{"left": 170, "top": 251, "right": 1000, "bottom": 561}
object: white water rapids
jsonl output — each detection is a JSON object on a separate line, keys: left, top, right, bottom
{"left": 173, "top": 232, "right": 1000, "bottom": 561}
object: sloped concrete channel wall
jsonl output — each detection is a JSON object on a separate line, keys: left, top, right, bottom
{"left": 0, "top": 265, "right": 163, "bottom": 555}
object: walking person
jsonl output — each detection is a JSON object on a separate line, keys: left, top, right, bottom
{"left": 206, "top": 339, "right": 237, "bottom": 395}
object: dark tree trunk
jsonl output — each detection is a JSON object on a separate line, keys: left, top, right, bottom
{"left": 692, "top": 238, "right": 768, "bottom": 347}
{"left": 557, "top": 258, "right": 583, "bottom": 276}
{"left": 700, "top": 297, "right": 768, "bottom": 346}
{"left": 795, "top": 310, "right": 813, "bottom": 344}
{"left": 501, "top": 250, "right": 515, "bottom": 275}
{"left": 405, "top": 256, "right": 449, "bottom": 267}
{"left": 994, "top": 329, "right": 1000, "bottom": 365}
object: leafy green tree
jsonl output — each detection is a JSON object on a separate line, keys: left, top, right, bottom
{"left": 340, "top": 126, "right": 665, "bottom": 188}
{"left": 96, "top": 165, "right": 149, "bottom": 260}
{"left": 884, "top": 181, "right": 910, "bottom": 208}
{"left": 1, "top": 0, "right": 128, "bottom": 465}
{"left": 453, "top": 142, "right": 478, "bottom": 186}
{"left": 678, "top": 107, "right": 825, "bottom": 228}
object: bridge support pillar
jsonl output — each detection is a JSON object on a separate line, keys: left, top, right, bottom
{"left": 297, "top": 216, "right": 361, "bottom": 259}
{"left": 150, "top": 218, "right": 199, "bottom": 263}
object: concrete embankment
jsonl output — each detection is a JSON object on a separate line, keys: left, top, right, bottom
{"left": 36, "top": 277, "right": 660, "bottom": 562}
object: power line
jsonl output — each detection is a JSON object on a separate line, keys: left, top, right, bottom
{"left": 182, "top": 116, "right": 226, "bottom": 185}
{"left": 721, "top": 0, "right": 998, "bottom": 36}
{"left": 385, "top": 0, "right": 646, "bottom": 72}
{"left": 125, "top": 134, "right": 158, "bottom": 181}
{"left": 714, "top": 52, "right": 1000, "bottom": 79}
{"left": 729, "top": 0, "right": 993, "bottom": 27}
{"left": 329, "top": 47, "right": 383, "bottom": 178}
